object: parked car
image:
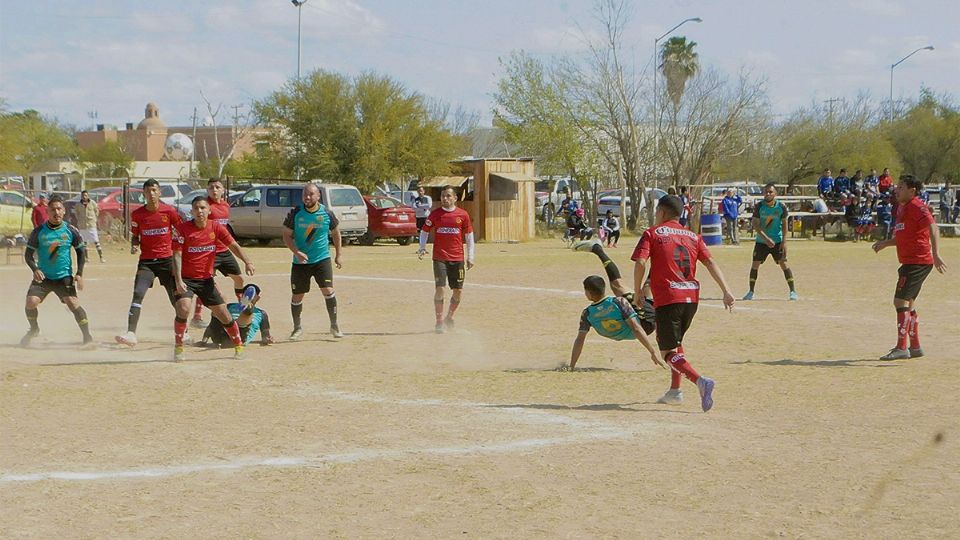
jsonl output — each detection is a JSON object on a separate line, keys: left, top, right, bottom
{"left": 231, "top": 183, "right": 368, "bottom": 244}
{"left": 175, "top": 188, "right": 244, "bottom": 221}
{"left": 155, "top": 182, "right": 193, "bottom": 205}
{"left": 361, "top": 195, "right": 417, "bottom": 245}
{"left": 0, "top": 189, "right": 34, "bottom": 236}
{"left": 64, "top": 187, "right": 145, "bottom": 236}
{"left": 597, "top": 188, "right": 668, "bottom": 217}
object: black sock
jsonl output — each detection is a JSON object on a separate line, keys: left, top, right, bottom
{"left": 324, "top": 293, "right": 338, "bottom": 327}
{"left": 591, "top": 243, "right": 621, "bottom": 282}
{"left": 291, "top": 302, "right": 303, "bottom": 329}
{"left": 72, "top": 306, "right": 92, "bottom": 340}
{"left": 749, "top": 269, "right": 758, "bottom": 292}
{"left": 783, "top": 268, "right": 796, "bottom": 292}
{"left": 26, "top": 307, "right": 39, "bottom": 332}
{"left": 127, "top": 303, "right": 142, "bottom": 333}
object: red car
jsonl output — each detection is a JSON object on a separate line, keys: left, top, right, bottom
{"left": 360, "top": 195, "right": 417, "bottom": 245}
{"left": 65, "top": 187, "right": 145, "bottom": 235}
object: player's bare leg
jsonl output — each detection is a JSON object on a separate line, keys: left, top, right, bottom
{"left": 445, "top": 288, "right": 461, "bottom": 330}
{"left": 228, "top": 273, "right": 245, "bottom": 301}
{"left": 434, "top": 287, "right": 445, "bottom": 333}
{"left": 320, "top": 286, "right": 342, "bottom": 338}
{"left": 661, "top": 346, "right": 715, "bottom": 412}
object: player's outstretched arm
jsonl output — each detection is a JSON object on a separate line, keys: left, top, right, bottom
{"left": 627, "top": 318, "right": 665, "bottom": 369}
{"left": 569, "top": 331, "right": 588, "bottom": 371}
{"left": 703, "top": 258, "right": 735, "bottom": 311}
{"left": 928, "top": 223, "right": 947, "bottom": 273}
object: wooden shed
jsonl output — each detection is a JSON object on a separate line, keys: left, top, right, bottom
{"left": 419, "top": 158, "right": 537, "bottom": 242}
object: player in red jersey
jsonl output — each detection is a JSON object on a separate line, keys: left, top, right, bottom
{"left": 191, "top": 178, "right": 245, "bottom": 328}
{"left": 115, "top": 179, "right": 186, "bottom": 347}
{"left": 872, "top": 175, "right": 947, "bottom": 360}
{"left": 172, "top": 196, "right": 255, "bottom": 361}
{"left": 632, "top": 195, "right": 735, "bottom": 412}
{"left": 417, "top": 185, "right": 474, "bottom": 333}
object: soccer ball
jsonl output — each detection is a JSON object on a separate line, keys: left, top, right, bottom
{"left": 164, "top": 133, "right": 194, "bottom": 161}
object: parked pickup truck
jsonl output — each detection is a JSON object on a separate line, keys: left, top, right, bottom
{"left": 230, "top": 183, "right": 368, "bottom": 244}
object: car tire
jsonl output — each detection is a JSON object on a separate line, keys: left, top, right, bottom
{"left": 397, "top": 236, "right": 412, "bottom": 246}
{"left": 359, "top": 231, "right": 376, "bottom": 246}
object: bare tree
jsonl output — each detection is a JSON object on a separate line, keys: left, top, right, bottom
{"left": 199, "top": 89, "right": 257, "bottom": 179}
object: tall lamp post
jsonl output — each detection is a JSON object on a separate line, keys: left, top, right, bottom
{"left": 889, "top": 45, "right": 933, "bottom": 121}
{"left": 652, "top": 17, "right": 701, "bottom": 190}
{"left": 292, "top": 0, "right": 308, "bottom": 80}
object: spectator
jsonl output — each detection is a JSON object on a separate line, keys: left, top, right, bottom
{"left": 73, "top": 190, "right": 105, "bottom": 263}
{"left": 412, "top": 186, "right": 432, "bottom": 233}
{"left": 559, "top": 189, "right": 579, "bottom": 217}
{"left": 667, "top": 187, "right": 677, "bottom": 195}
{"left": 864, "top": 169, "right": 880, "bottom": 197}
{"left": 878, "top": 167, "right": 894, "bottom": 194}
{"left": 817, "top": 168, "right": 835, "bottom": 198}
{"left": 600, "top": 210, "right": 620, "bottom": 248}
{"left": 834, "top": 168, "right": 851, "bottom": 194}
{"left": 679, "top": 185, "right": 695, "bottom": 228}
{"left": 721, "top": 189, "right": 742, "bottom": 245}
{"left": 954, "top": 187, "right": 960, "bottom": 223}
{"left": 849, "top": 169, "right": 863, "bottom": 195}
{"left": 31, "top": 193, "right": 48, "bottom": 228}
{"left": 842, "top": 192, "right": 859, "bottom": 230}
{"left": 566, "top": 208, "right": 593, "bottom": 240}
{"left": 812, "top": 195, "right": 829, "bottom": 214}
{"left": 854, "top": 197, "right": 876, "bottom": 242}
{"left": 876, "top": 196, "right": 893, "bottom": 239}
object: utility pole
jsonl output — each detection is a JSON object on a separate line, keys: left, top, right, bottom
{"left": 823, "top": 97, "right": 842, "bottom": 129}
{"left": 231, "top": 104, "right": 244, "bottom": 138}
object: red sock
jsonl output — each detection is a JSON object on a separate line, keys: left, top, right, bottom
{"left": 670, "top": 345, "right": 684, "bottom": 389}
{"left": 174, "top": 317, "right": 187, "bottom": 346}
{"left": 666, "top": 351, "right": 700, "bottom": 384}
{"left": 434, "top": 300, "right": 444, "bottom": 323}
{"left": 193, "top": 298, "right": 204, "bottom": 320}
{"left": 896, "top": 309, "right": 910, "bottom": 350}
{"left": 447, "top": 298, "right": 460, "bottom": 319}
{"left": 224, "top": 320, "right": 242, "bottom": 346}
{"left": 909, "top": 310, "right": 920, "bottom": 349}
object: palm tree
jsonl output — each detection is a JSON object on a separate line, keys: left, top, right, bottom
{"left": 660, "top": 36, "right": 699, "bottom": 108}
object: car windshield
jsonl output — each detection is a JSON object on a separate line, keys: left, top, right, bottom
{"left": 330, "top": 188, "right": 363, "bottom": 207}
{"left": 370, "top": 197, "right": 399, "bottom": 209}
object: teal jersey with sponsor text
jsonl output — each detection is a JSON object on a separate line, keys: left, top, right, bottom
{"left": 755, "top": 200, "right": 789, "bottom": 244}
{"left": 579, "top": 296, "right": 638, "bottom": 341}
{"left": 226, "top": 303, "right": 264, "bottom": 345}
{"left": 28, "top": 222, "right": 84, "bottom": 280}
{"left": 283, "top": 204, "right": 339, "bottom": 264}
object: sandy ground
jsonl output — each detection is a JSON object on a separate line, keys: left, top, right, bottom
{"left": 1, "top": 235, "right": 959, "bottom": 539}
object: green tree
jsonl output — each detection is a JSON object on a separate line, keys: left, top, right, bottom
{"left": 78, "top": 141, "right": 133, "bottom": 178}
{"left": 661, "top": 36, "right": 699, "bottom": 108}
{"left": 887, "top": 89, "right": 960, "bottom": 184}
{"left": 0, "top": 108, "right": 77, "bottom": 176}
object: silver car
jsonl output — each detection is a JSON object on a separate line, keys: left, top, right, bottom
{"left": 230, "top": 183, "right": 367, "bottom": 244}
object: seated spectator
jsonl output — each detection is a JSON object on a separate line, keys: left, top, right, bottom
{"left": 863, "top": 169, "right": 880, "bottom": 197}
{"left": 566, "top": 208, "right": 593, "bottom": 241}
{"left": 877, "top": 167, "right": 894, "bottom": 194}
{"left": 849, "top": 169, "right": 863, "bottom": 195}
{"left": 854, "top": 198, "right": 875, "bottom": 242}
{"left": 817, "top": 168, "right": 835, "bottom": 198}
{"left": 812, "top": 195, "right": 829, "bottom": 213}
{"left": 875, "top": 196, "right": 893, "bottom": 239}
{"left": 834, "top": 168, "right": 851, "bottom": 194}
{"left": 842, "top": 192, "right": 859, "bottom": 229}
{"left": 600, "top": 210, "right": 620, "bottom": 247}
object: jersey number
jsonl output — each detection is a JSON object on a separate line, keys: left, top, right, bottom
{"left": 601, "top": 320, "right": 623, "bottom": 334}
{"left": 673, "top": 245, "right": 693, "bottom": 280}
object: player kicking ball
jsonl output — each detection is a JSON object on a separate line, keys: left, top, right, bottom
{"left": 21, "top": 195, "right": 95, "bottom": 349}
{"left": 172, "top": 197, "right": 255, "bottom": 361}
{"left": 633, "top": 195, "right": 736, "bottom": 412}
{"left": 418, "top": 185, "right": 474, "bottom": 333}
{"left": 200, "top": 283, "right": 274, "bottom": 348}
{"left": 872, "top": 175, "right": 947, "bottom": 360}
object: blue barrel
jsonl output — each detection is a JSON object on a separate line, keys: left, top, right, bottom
{"left": 701, "top": 213, "right": 723, "bottom": 246}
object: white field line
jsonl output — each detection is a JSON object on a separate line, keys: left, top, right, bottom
{"left": 0, "top": 387, "right": 650, "bottom": 485}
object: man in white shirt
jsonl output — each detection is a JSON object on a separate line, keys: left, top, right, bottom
{"left": 412, "top": 186, "right": 432, "bottom": 232}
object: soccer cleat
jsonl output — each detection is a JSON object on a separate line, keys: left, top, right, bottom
{"left": 572, "top": 239, "right": 601, "bottom": 252}
{"left": 190, "top": 318, "right": 208, "bottom": 329}
{"left": 115, "top": 331, "right": 138, "bottom": 347}
{"left": 80, "top": 338, "right": 97, "bottom": 350}
{"left": 330, "top": 325, "right": 344, "bottom": 338}
{"left": 789, "top": 291, "right": 799, "bottom": 301}
{"left": 697, "top": 376, "right": 715, "bottom": 412}
{"left": 173, "top": 346, "right": 185, "bottom": 362}
{"left": 289, "top": 327, "right": 303, "bottom": 342}
{"left": 99, "top": 256, "right": 106, "bottom": 263}
{"left": 880, "top": 348, "right": 910, "bottom": 360}
{"left": 656, "top": 389, "right": 683, "bottom": 405}
{"left": 443, "top": 316, "right": 455, "bottom": 330}
{"left": 234, "top": 345, "right": 245, "bottom": 360}
{"left": 742, "top": 291, "right": 754, "bottom": 301}
{"left": 20, "top": 329, "right": 38, "bottom": 348}
{"left": 240, "top": 285, "right": 257, "bottom": 309}
{"left": 909, "top": 347, "right": 924, "bottom": 358}
{"left": 435, "top": 323, "right": 445, "bottom": 334}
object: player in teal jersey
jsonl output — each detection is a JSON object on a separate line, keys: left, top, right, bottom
{"left": 21, "top": 195, "right": 95, "bottom": 348}
{"left": 282, "top": 182, "right": 344, "bottom": 340}
{"left": 201, "top": 284, "right": 273, "bottom": 347}
{"left": 743, "top": 183, "right": 798, "bottom": 301}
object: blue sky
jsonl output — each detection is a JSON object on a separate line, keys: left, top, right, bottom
{"left": 1, "top": 0, "right": 958, "bottom": 128}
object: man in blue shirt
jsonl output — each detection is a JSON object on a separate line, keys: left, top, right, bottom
{"left": 721, "top": 189, "right": 742, "bottom": 245}
{"left": 21, "top": 195, "right": 95, "bottom": 348}
{"left": 282, "top": 182, "right": 343, "bottom": 340}
{"left": 817, "top": 168, "right": 834, "bottom": 197}
{"left": 833, "top": 168, "right": 851, "bottom": 194}
{"left": 201, "top": 284, "right": 273, "bottom": 347}
{"left": 743, "top": 183, "right": 798, "bottom": 301}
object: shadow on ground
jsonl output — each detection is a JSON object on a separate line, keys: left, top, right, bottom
{"left": 732, "top": 358, "right": 900, "bottom": 368}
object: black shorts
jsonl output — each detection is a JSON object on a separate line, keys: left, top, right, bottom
{"left": 136, "top": 258, "right": 179, "bottom": 304}
{"left": 179, "top": 278, "right": 225, "bottom": 307}
{"left": 27, "top": 277, "right": 78, "bottom": 302}
{"left": 654, "top": 303, "right": 698, "bottom": 351}
{"left": 204, "top": 319, "right": 250, "bottom": 348}
{"left": 291, "top": 259, "right": 334, "bottom": 294}
{"left": 433, "top": 260, "right": 465, "bottom": 289}
{"left": 895, "top": 264, "right": 933, "bottom": 301}
{"left": 214, "top": 251, "right": 242, "bottom": 277}
{"left": 622, "top": 292, "right": 656, "bottom": 335}
{"left": 416, "top": 217, "right": 427, "bottom": 230}
{"left": 752, "top": 242, "right": 786, "bottom": 264}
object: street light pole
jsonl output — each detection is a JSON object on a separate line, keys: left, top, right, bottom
{"left": 652, "top": 17, "right": 701, "bottom": 191}
{"left": 292, "top": 0, "right": 308, "bottom": 80}
{"left": 889, "top": 45, "right": 933, "bottom": 121}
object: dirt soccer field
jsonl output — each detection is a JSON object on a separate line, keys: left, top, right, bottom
{"left": 1, "top": 236, "right": 958, "bottom": 538}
